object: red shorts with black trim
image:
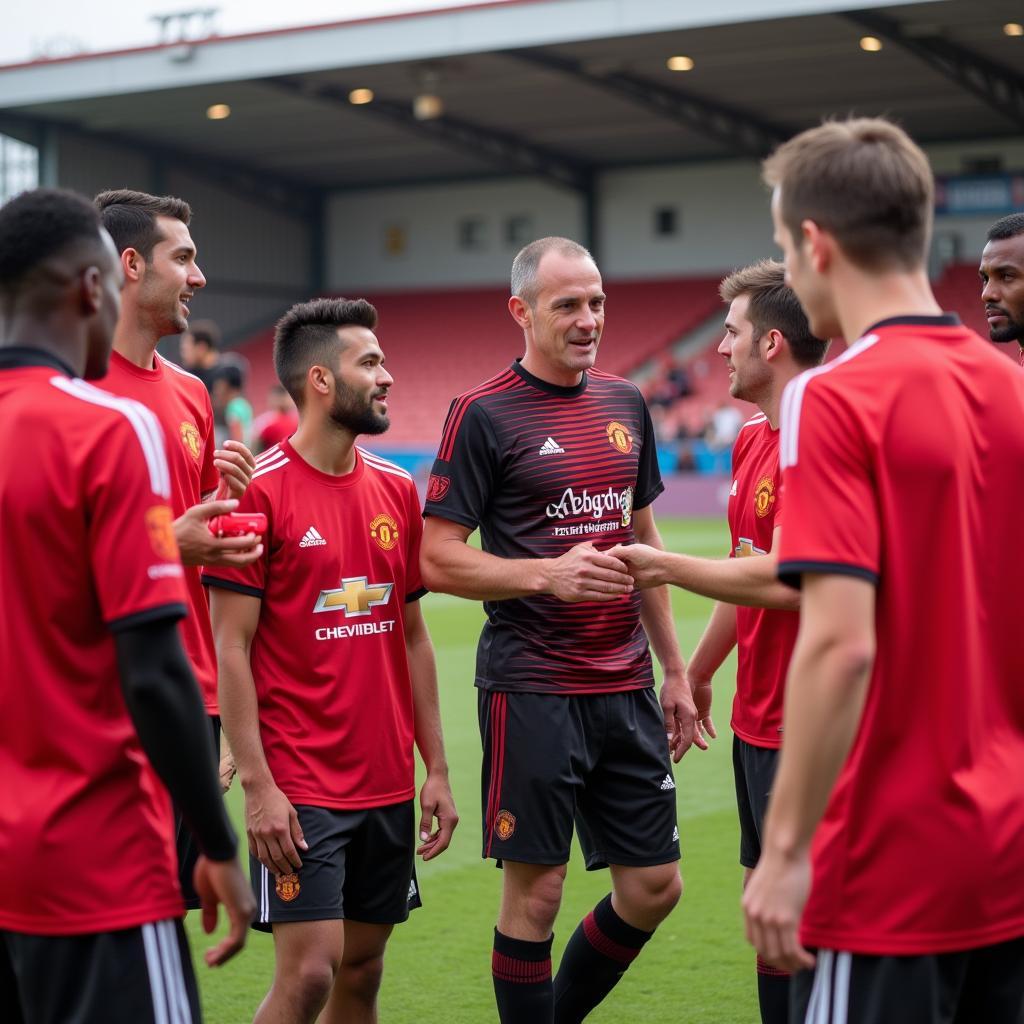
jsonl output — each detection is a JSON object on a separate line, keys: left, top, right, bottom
{"left": 478, "top": 688, "right": 680, "bottom": 869}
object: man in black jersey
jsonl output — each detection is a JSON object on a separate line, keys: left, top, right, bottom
{"left": 421, "top": 236, "right": 702, "bottom": 1024}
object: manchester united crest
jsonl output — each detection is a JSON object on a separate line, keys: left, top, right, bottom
{"left": 370, "top": 513, "right": 400, "bottom": 551}
{"left": 606, "top": 421, "right": 633, "bottom": 454}
{"left": 179, "top": 421, "right": 201, "bottom": 460}
{"left": 494, "top": 809, "right": 516, "bottom": 841}
{"left": 427, "top": 474, "right": 451, "bottom": 502}
{"left": 754, "top": 476, "right": 776, "bottom": 518}
{"left": 145, "top": 505, "right": 179, "bottom": 559}
{"left": 276, "top": 873, "right": 300, "bottom": 902}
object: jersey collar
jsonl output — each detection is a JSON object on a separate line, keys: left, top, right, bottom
{"left": 0, "top": 345, "right": 76, "bottom": 377}
{"left": 511, "top": 358, "right": 588, "bottom": 397}
{"left": 865, "top": 313, "right": 961, "bottom": 332}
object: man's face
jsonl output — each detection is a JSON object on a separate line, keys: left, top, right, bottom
{"left": 771, "top": 188, "right": 839, "bottom": 340}
{"left": 521, "top": 252, "right": 606, "bottom": 382}
{"left": 718, "top": 294, "right": 771, "bottom": 403}
{"left": 84, "top": 230, "right": 124, "bottom": 380}
{"left": 328, "top": 326, "right": 394, "bottom": 436}
{"left": 979, "top": 234, "right": 1024, "bottom": 345}
{"left": 136, "top": 215, "right": 206, "bottom": 336}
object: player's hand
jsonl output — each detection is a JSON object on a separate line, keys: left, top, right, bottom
{"left": 660, "top": 669, "right": 705, "bottom": 761}
{"left": 174, "top": 499, "right": 264, "bottom": 568}
{"left": 687, "top": 672, "right": 717, "bottom": 744}
{"left": 605, "top": 542, "right": 666, "bottom": 589}
{"left": 545, "top": 542, "right": 634, "bottom": 602}
{"left": 416, "top": 770, "right": 459, "bottom": 861}
{"left": 742, "top": 845, "right": 815, "bottom": 972}
{"left": 244, "top": 780, "right": 307, "bottom": 876}
{"left": 219, "top": 750, "right": 237, "bottom": 793}
{"left": 214, "top": 440, "right": 257, "bottom": 501}
{"left": 192, "top": 854, "right": 256, "bottom": 967}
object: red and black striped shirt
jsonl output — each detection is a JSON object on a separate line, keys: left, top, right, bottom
{"left": 425, "top": 359, "right": 663, "bottom": 694}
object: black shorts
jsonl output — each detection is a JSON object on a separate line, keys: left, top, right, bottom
{"left": 790, "top": 938, "right": 1024, "bottom": 1024}
{"left": 733, "top": 735, "right": 779, "bottom": 869}
{"left": 251, "top": 801, "right": 421, "bottom": 932}
{"left": 1, "top": 918, "right": 200, "bottom": 1024}
{"left": 175, "top": 714, "right": 221, "bottom": 909}
{"left": 479, "top": 688, "right": 680, "bottom": 869}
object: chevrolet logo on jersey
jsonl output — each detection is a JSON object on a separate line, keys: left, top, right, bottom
{"left": 314, "top": 577, "right": 394, "bottom": 617}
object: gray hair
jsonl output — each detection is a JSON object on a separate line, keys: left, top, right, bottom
{"left": 511, "top": 236, "right": 595, "bottom": 307}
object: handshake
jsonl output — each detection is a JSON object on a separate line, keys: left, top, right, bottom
{"left": 544, "top": 541, "right": 665, "bottom": 603}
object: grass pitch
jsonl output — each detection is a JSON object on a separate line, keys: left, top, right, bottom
{"left": 187, "top": 517, "right": 759, "bottom": 1022}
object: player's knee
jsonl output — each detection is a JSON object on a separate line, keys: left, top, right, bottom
{"left": 337, "top": 953, "right": 385, "bottom": 1004}
{"left": 519, "top": 871, "right": 564, "bottom": 932}
{"left": 618, "top": 865, "right": 681, "bottom": 925}
{"left": 288, "top": 953, "right": 340, "bottom": 1013}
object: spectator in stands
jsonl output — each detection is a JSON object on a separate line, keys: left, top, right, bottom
{"left": 980, "top": 212, "right": 1024, "bottom": 368}
{"left": 252, "top": 382, "right": 299, "bottom": 453}
{"left": 180, "top": 318, "right": 222, "bottom": 392}
{"left": 212, "top": 361, "right": 253, "bottom": 448}
{"left": 705, "top": 400, "right": 743, "bottom": 450}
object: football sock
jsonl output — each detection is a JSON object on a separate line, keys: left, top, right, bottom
{"left": 756, "top": 955, "right": 791, "bottom": 1024}
{"left": 492, "top": 928, "right": 554, "bottom": 1023}
{"left": 552, "top": 894, "right": 653, "bottom": 1023}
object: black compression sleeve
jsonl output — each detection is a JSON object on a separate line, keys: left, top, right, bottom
{"left": 113, "top": 616, "right": 237, "bottom": 862}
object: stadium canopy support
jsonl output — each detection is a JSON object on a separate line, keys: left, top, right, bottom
{"left": 507, "top": 48, "right": 790, "bottom": 160}
{"left": 266, "top": 76, "right": 594, "bottom": 196}
{"left": 844, "top": 10, "right": 1024, "bottom": 131}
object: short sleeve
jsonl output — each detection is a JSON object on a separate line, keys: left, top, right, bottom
{"left": 87, "top": 412, "right": 188, "bottom": 631}
{"left": 633, "top": 399, "right": 665, "bottom": 511}
{"left": 423, "top": 400, "right": 499, "bottom": 530}
{"left": 199, "top": 388, "right": 219, "bottom": 496}
{"left": 201, "top": 485, "right": 272, "bottom": 598}
{"left": 776, "top": 376, "right": 879, "bottom": 589}
{"left": 404, "top": 482, "right": 427, "bottom": 602}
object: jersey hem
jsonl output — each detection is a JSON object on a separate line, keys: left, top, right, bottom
{"left": 777, "top": 560, "right": 879, "bottom": 589}
{"left": 801, "top": 917, "right": 1024, "bottom": 957}
{"left": 634, "top": 480, "right": 665, "bottom": 511}
{"left": 475, "top": 679, "right": 654, "bottom": 695}
{"left": 282, "top": 787, "right": 416, "bottom": 810}
{"left": 107, "top": 602, "right": 188, "bottom": 633}
{"left": 202, "top": 575, "right": 264, "bottom": 598}
{"left": 730, "top": 723, "right": 782, "bottom": 750}
{"left": 405, "top": 586, "right": 428, "bottom": 603}
{"left": 0, "top": 898, "right": 185, "bottom": 936}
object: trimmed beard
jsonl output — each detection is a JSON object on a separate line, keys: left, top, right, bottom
{"left": 329, "top": 377, "right": 389, "bottom": 435}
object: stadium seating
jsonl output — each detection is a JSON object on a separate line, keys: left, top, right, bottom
{"left": 236, "top": 278, "right": 723, "bottom": 448}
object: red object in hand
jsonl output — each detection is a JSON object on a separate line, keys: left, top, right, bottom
{"left": 207, "top": 512, "right": 267, "bottom": 537}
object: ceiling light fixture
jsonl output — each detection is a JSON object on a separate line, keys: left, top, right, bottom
{"left": 413, "top": 93, "right": 444, "bottom": 120}
{"left": 348, "top": 88, "right": 374, "bottom": 105}
{"left": 859, "top": 36, "right": 883, "bottom": 52}
{"left": 1004, "top": 23, "right": 1024, "bottom": 37}
{"left": 666, "top": 55, "right": 695, "bottom": 71}
{"left": 206, "top": 103, "right": 231, "bottom": 119}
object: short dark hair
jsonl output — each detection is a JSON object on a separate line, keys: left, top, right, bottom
{"left": 94, "top": 188, "right": 191, "bottom": 260}
{"left": 215, "top": 363, "right": 244, "bottom": 390}
{"left": 719, "top": 259, "right": 829, "bottom": 367}
{"left": 0, "top": 188, "right": 104, "bottom": 299}
{"left": 986, "top": 214, "right": 1024, "bottom": 242}
{"left": 186, "top": 319, "right": 220, "bottom": 350}
{"left": 273, "top": 297, "right": 379, "bottom": 405}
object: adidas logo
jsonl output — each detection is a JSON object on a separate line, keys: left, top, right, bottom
{"left": 660, "top": 774, "right": 676, "bottom": 791}
{"left": 408, "top": 879, "right": 418, "bottom": 900}
{"left": 299, "top": 526, "right": 327, "bottom": 548}
{"left": 672, "top": 826, "right": 679, "bottom": 842}
{"left": 729, "top": 480, "right": 738, "bottom": 497}
{"left": 538, "top": 436, "right": 566, "bottom": 455}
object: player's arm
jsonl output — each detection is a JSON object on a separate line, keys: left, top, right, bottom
{"left": 609, "top": 525, "right": 799, "bottom": 610}
{"left": 685, "top": 600, "right": 737, "bottom": 740}
{"left": 404, "top": 600, "right": 458, "bottom": 860}
{"left": 420, "top": 516, "right": 634, "bottom": 603}
{"left": 632, "top": 506, "right": 703, "bottom": 760}
{"left": 209, "top": 585, "right": 308, "bottom": 877}
{"left": 113, "top": 617, "right": 254, "bottom": 966}
{"left": 742, "top": 573, "right": 875, "bottom": 971}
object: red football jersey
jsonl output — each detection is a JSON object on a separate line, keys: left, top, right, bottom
{"left": 203, "top": 441, "right": 425, "bottom": 809}
{"left": 98, "top": 350, "right": 220, "bottom": 711}
{"left": 727, "top": 413, "right": 799, "bottom": 749}
{"left": 0, "top": 355, "right": 188, "bottom": 935}
{"left": 778, "top": 316, "right": 1024, "bottom": 955}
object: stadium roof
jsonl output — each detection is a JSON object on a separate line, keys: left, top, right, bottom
{"left": 1, "top": 0, "right": 1022, "bottom": 204}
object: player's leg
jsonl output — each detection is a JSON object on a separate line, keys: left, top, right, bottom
{"left": 3, "top": 919, "right": 200, "bottom": 1024}
{"left": 479, "top": 690, "right": 578, "bottom": 1023}
{"left": 553, "top": 688, "right": 680, "bottom": 1024}
{"left": 322, "top": 800, "right": 421, "bottom": 1023}
{"left": 251, "top": 805, "right": 352, "bottom": 1024}
{"left": 734, "top": 735, "right": 790, "bottom": 1024}
{"left": 954, "top": 936, "right": 1024, "bottom": 1023}
{"left": 0, "top": 933, "right": 26, "bottom": 1024}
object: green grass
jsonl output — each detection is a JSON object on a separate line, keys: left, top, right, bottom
{"left": 187, "top": 518, "right": 757, "bottom": 1022}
